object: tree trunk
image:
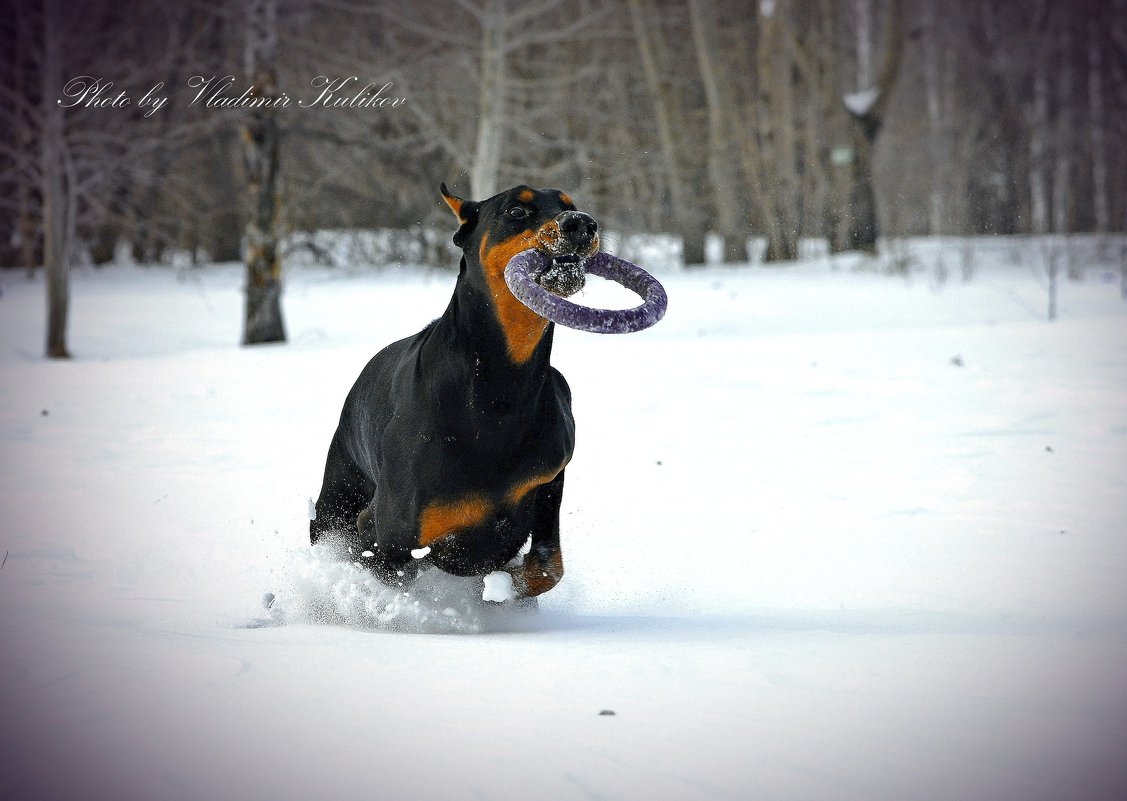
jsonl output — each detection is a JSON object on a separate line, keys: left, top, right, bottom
{"left": 817, "top": 0, "right": 855, "bottom": 253}
{"left": 688, "top": 0, "right": 745, "bottom": 262}
{"left": 241, "top": 0, "right": 286, "bottom": 345}
{"left": 628, "top": 0, "right": 704, "bottom": 266}
{"left": 90, "top": 178, "right": 131, "bottom": 265}
{"left": 1052, "top": 21, "right": 1072, "bottom": 238}
{"left": 1053, "top": 20, "right": 1081, "bottom": 280}
{"left": 755, "top": 0, "right": 799, "bottom": 262}
{"left": 924, "top": 0, "right": 944, "bottom": 235}
{"left": 14, "top": 5, "right": 39, "bottom": 274}
{"left": 846, "top": 116, "right": 880, "bottom": 253}
{"left": 41, "top": 0, "right": 70, "bottom": 359}
{"left": 1088, "top": 19, "right": 1108, "bottom": 234}
{"left": 206, "top": 135, "right": 243, "bottom": 263}
{"left": 132, "top": 139, "right": 176, "bottom": 264}
{"left": 834, "top": 0, "right": 903, "bottom": 254}
{"left": 1028, "top": 59, "right": 1050, "bottom": 234}
{"left": 470, "top": 0, "right": 505, "bottom": 199}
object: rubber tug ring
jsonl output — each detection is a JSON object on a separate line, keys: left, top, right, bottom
{"left": 504, "top": 249, "right": 668, "bottom": 334}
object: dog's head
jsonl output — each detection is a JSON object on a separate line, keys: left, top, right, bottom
{"left": 440, "top": 183, "right": 599, "bottom": 298}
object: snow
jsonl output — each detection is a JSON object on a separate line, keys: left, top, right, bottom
{"left": 2, "top": 237, "right": 1127, "bottom": 800}
{"left": 844, "top": 86, "right": 880, "bottom": 116}
{"left": 482, "top": 570, "right": 515, "bottom": 603}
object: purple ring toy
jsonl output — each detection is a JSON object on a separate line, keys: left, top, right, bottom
{"left": 504, "top": 249, "right": 668, "bottom": 334}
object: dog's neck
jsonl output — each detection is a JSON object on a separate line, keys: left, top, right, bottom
{"left": 428, "top": 255, "right": 555, "bottom": 390}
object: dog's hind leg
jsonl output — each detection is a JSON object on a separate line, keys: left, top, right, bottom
{"left": 310, "top": 432, "right": 374, "bottom": 548}
{"left": 511, "top": 471, "right": 566, "bottom": 598}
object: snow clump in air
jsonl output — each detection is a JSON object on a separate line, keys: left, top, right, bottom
{"left": 482, "top": 570, "right": 515, "bottom": 602}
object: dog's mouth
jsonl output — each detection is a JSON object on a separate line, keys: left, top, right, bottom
{"left": 530, "top": 251, "right": 589, "bottom": 298}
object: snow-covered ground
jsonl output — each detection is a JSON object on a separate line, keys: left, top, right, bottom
{"left": 2, "top": 239, "right": 1126, "bottom": 800}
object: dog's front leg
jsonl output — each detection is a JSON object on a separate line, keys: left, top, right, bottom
{"left": 510, "top": 471, "right": 566, "bottom": 598}
{"left": 356, "top": 498, "right": 419, "bottom": 588}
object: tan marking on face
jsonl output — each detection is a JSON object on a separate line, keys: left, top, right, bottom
{"left": 418, "top": 495, "right": 492, "bottom": 547}
{"left": 478, "top": 230, "right": 551, "bottom": 363}
{"left": 517, "top": 188, "right": 534, "bottom": 203}
{"left": 558, "top": 192, "right": 573, "bottom": 208}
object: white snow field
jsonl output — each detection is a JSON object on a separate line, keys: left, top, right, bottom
{"left": 2, "top": 239, "right": 1126, "bottom": 801}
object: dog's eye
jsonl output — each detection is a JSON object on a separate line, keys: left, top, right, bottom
{"left": 507, "top": 206, "right": 529, "bottom": 219}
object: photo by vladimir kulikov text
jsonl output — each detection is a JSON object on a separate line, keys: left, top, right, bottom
{"left": 57, "top": 74, "right": 407, "bottom": 116}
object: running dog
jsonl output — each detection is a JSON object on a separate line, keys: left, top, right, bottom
{"left": 310, "top": 184, "right": 599, "bottom": 598}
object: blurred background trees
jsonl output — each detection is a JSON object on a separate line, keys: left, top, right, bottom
{"left": 2, "top": 0, "right": 1125, "bottom": 281}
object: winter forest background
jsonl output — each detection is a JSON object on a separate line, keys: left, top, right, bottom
{"left": 4, "top": 3, "right": 1127, "bottom": 798}
{"left": 3, "top": 0, "right": 1126, "bottom": 355}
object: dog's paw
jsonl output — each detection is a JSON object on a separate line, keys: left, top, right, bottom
{"left": 361, "top": 551, "right": 419, "bottom": 588}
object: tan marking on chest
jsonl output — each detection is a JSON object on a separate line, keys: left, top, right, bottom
{"left": 479, "top": 232, "right": 549, "bottom": 363}
{"left": 418, "top": 495, "right": 492, "bottom": 547}
{"left": 504, "top": 467, "right": 563, "bottom": 507}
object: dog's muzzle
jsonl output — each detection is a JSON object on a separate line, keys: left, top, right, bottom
{"left": 533, "top": 211, "right": 600, "bottom": 298}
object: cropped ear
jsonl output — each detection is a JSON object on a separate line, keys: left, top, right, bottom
{"left": 440, "top": 182, "right": 476, "bottom": 224}
{"left": 440, "top": 182, "right": 479, "bottom": 248}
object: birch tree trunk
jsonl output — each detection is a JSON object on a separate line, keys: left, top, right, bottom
{"left": 854, "top": 0, "right": 873, "bottom": 89}
{"left": 688, "top": 0, "right": 745, "bottom": 262}
{"left": 470, "top": 0, "right": 505, "bottom": 199}
{"left": 241, "top": 0, "right": 286, "bottom": 345}
{"left": 41, "top": 0, "right": 70, "bottom": 359}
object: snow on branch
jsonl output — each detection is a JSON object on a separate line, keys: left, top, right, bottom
{"left": 843, "top": 87, "right": 880, "bottom": 116}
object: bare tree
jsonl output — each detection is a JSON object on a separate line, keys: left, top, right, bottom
{"left": 241, "top": 0, "right": 286, "bottom": 345}
{"left": 1029, "top": 55, "right": 1051, "bottom": 234}
{"left": 627, "top": 0, "right": 707, "bottom": 264}
{"left": 1052, "top": 18, "right": 1073, "bottom": 239}
{"left": 0, "top": 0, "right": 229, "bottom": 354}
{"left": 9, "top": 3, "right": 39, "bottom": 274}
{"left": 981, "top": 0, "right": 1056, "bottom": 236}
{"left": 751, "top": 0, "right": 801, "bottom": 261}
{"left": 5, "top": 0, "right": 1124, "bottom": 297}
{"left": 688, "top": 0, "right": 745, "bottom": 262}
{"left": 825, "top": 0, "right": 904, "bottom": 254}
{"left": 1088, "top": 14, "right": 1109, "bottom": 234}
{"left": 923, "top": 0, "right": 945, "bottom": 235}
{"left": 470, "top": 0, "right": 506, "bottom": 198}
{"left": 40, "top": 0, "right": 70, "bottom": 357}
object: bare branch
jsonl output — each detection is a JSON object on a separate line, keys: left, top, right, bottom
{"left": 504, "top": 5, "right": 612, "bottom": 51}
{"left": 502, "top": 0, "right": 564, "bottom": 31}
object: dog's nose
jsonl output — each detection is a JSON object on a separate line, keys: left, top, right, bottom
{"left": 557, "top": 211, "right": 598, "bottom": 245}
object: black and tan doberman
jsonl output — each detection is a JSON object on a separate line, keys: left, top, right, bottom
{"left": 310, "top": 184, "right": 599, "bottom": 598}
